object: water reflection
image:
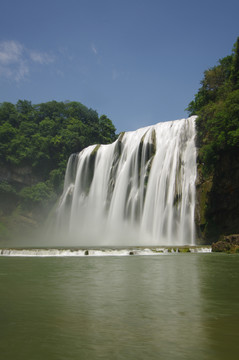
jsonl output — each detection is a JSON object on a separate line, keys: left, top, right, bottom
{"left": 0, "top": 254, "right": 239, "bottom": 359}
{"left": 57, "top": 256, "right": 204, "bottom": 359}
{"left": 197, "top": 254, "right": 239, "bottom": 360}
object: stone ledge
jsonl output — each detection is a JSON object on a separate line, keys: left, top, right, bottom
{"left": 212, "top": 234, "right": 239, "bottom": 253}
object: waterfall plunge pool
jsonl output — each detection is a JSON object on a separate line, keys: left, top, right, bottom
{"left": 0, "top": 253, "right": 239, "bottom": 360}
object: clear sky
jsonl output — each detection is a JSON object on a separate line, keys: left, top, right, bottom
{"left": 0, "top": 0, "right": 238, "bottom": 133}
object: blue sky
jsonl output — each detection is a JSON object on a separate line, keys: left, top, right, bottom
{"left": 0, "top": 0, "right": 238, "bottom": 132}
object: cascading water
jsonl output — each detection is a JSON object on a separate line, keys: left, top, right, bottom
{"left": 56, "top": 116, "right": 197, "bottom": 246}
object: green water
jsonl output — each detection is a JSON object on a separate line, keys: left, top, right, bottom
{"left": 0, "top": 253, "right": 239, "bottom": 360}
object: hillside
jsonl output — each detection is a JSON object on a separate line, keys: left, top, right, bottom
{"left": 0, "top": 100, "right": 117, "bottom": 241}
{"left": 187, "top": 37, "right": 239, "bottom": 243}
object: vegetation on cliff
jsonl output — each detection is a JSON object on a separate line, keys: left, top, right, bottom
{"left": 187, "top": 37, "right": 239, "bottom": 171}
{"left": 187, "top": 37, "right": 239, "bottom": 242}
{"left": 0, "top": 100, "right": 117, "bottom": 240}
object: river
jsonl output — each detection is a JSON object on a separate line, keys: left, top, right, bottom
{"left": 0, "top": 253, "right": 239, "bottom": 359}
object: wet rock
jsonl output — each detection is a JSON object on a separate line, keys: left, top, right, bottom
{"left": 196, "top": 149, "right": 239, "bottom": 243}
{"left": 212, "top": 241, "right": 231, "bottom": 252}
{"left": 178, "top": 247, "right": 190, "bottom": 253}
{"left": 223, "top": 234, "right": 239, "bottom": 244}
{"left": 212, "top": 234, "right": 239, "bottom": 253}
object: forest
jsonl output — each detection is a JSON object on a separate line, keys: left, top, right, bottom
{"left": 0, "top": 101, "right": 117, "bottom": 239}
{"left": 187, "top": 37, "right": 239, "bottom": 174}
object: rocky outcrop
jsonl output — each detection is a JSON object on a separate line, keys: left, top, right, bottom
{"left": 195, "top": 165, "right": 213, "bottom": 243}
{"left": 195, "top": 149, "right": 239, "bottom": 243}
{"left": 0, "top": 164, "right": 40, "bottom": 189}
{"left": 0, "top": 164, "right": 45, "bottom": 241}
{"left": 212, "top": 234, "right": 239, "bottom": 253}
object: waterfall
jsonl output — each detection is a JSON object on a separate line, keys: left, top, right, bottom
{"left": 56, "top": 116, "right": 197, "bottom": 246}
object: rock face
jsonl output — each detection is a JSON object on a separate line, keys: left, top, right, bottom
{"left": 195, "top": 149, "right": 239, "bottom": 243}
{"left": 195, "top": 166, "right": 213, "bottom": 243}
{"left": 0, "top": 164, "right": 41, "bottom": 215}
{"left": 0, "top": 165, "right": 40, "bottom": 189}
{"left": 0, "top": 164, "right": 43, "bottom": 242}
{"left": 212, "top": 234, "right": 239, "bottom": 253}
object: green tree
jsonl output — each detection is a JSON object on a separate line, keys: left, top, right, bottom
{"left": 0, "top": 99, "right": 117, "bottom": 215}
{"left": 0, "top": 102, "right": 17, "bottom": 126}
{"left": 99, "top": 115, "right": 117, "bottom": 143}
{"left": 187, "top": 37, "right": 239, "bottom": 174}
{"left": 230, "top": 37, "right": 239, "bottom": 88}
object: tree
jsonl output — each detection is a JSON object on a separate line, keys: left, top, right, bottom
{"left": 0, "top": 102, "right": 17, "bottom": 126}
{"left": 99, "top": 115, "right": 117, "bottom": 143}
{"left": 230, "top": 37, "right": 239, "bottom": 88}
{"left": 187, "top": 38, "right": 239, "bottom": 174}
{"left": 0, "top": 99, "right": 117, "bottom": 195}
{"left": 16, "top": 100, "right": 33, "bottom": 114}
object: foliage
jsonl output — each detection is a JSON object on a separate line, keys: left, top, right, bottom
{"left": 0, "top": 100, "right": 117, "bottom": 214}
{"left": 0, "top": 181, "right": 17, "bottom": 195}
{"left": 187, "top": 37, "right": 239, "bottom": 175}
{"left": 19, "top": 182, "right": 57, "bottom": 210}
{"left": 0, "top": 100, "right": 117, "bottom": 182}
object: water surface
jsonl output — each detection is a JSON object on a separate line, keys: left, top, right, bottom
{"left": 0, "top": 253, "right": 239, "bottom": 359}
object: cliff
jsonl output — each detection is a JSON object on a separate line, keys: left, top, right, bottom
{"left": 0, "top": 164, "right": 40, "bottom": 189}
{"left": 195, "top": 148, "right": 239, "bottom": 244}
{"left": 189, "top": 37, "right": 239, "bottom": 245}
{"left": 0, "top": 164, "right": 44, "bottom": 243}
